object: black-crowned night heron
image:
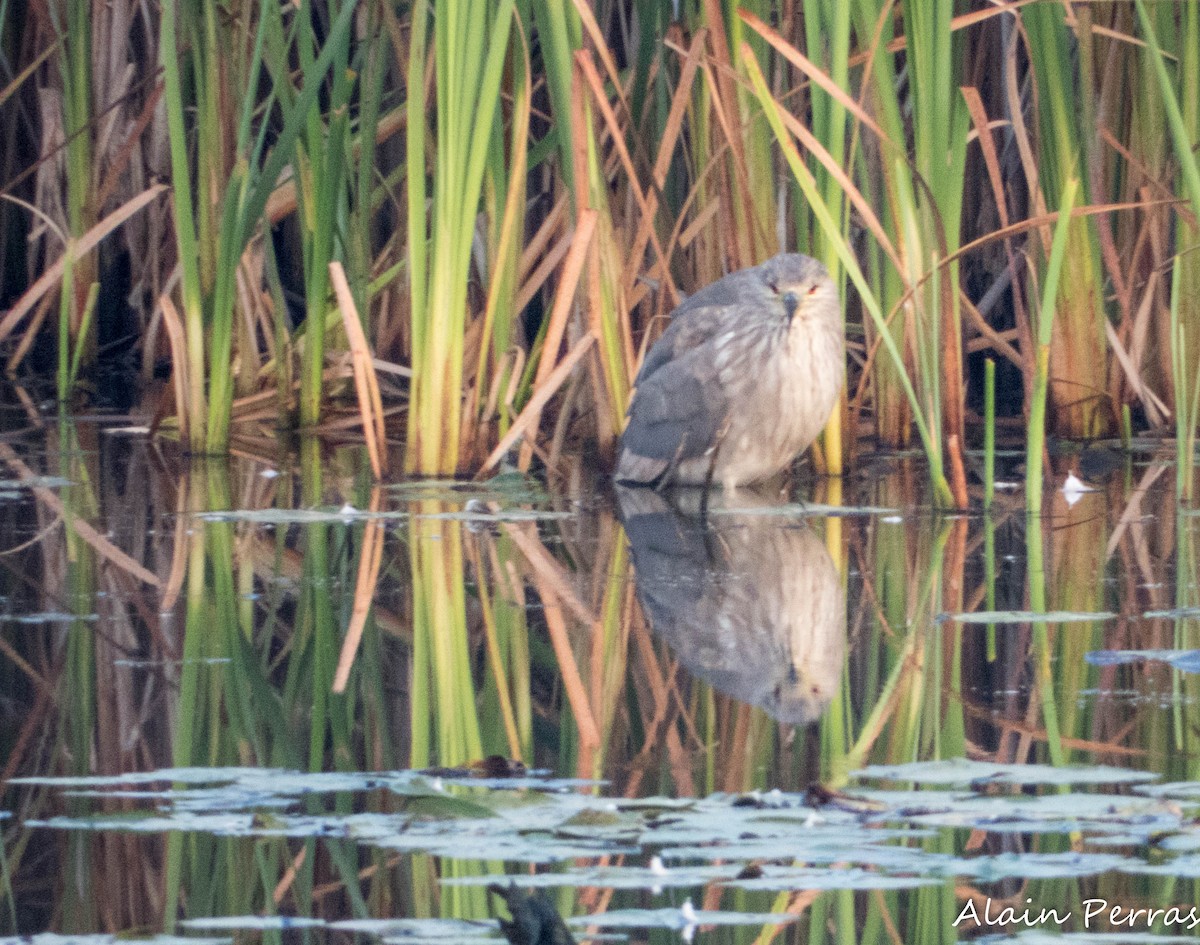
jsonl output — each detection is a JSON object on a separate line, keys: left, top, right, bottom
{"left": 489, "top": 883, "right": 576, "bottom": 945}
{"left": 616, "top": 253, "right": 843, "bottom": 490}
{"left": 618, "top": 486, "right": 845, "bottom": 726}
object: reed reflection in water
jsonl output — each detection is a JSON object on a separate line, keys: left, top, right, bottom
{"left": 618, "top": 487, "right": 845, "bottom": 726}
{"left": 8, "top": 427, "right": 1200, "bottom": 941}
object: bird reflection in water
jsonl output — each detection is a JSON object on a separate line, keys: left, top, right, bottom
{"left": 618, "top": 486, "right": 846, "bottom": 726}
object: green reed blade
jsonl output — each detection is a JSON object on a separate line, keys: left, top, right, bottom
{"left": 1135, "top": 2, "right": 1200, "bottom": 222}
{"left": 408, "top": 1, "right": 516, "bottom": 474}
{"left": 159, "top": 0, "right": 206, "bottom": 449}
{"left": 743, "top": 49, "right": 954, "bottom": 508}
{"left": 1022, "top": 3, "right": 1107, "bottom": 438}
{"left": 1026, "top": 177, "right": 1078, "bottom": 516}
{"left": 1027, "top": 512, "right": 1065, "bottom": 767}
{"left": 985, "top": 517, "right": 997, "bottom": 664}
{"left": 1136, "top": 0, "right": 1200, "bottom": 502}
{"left": 984, "top": 358, "right": 996, "bottom": 508}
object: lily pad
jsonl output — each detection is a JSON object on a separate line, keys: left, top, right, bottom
{"left": 333, "top": 917, "right": 502, "bottom": 944}
{"left": 441, "top": 863, "right": 738, "bottom": 890}
{"left": 940, "top": 851, "right": 1132, "bottom": 881}
{"left": 28, "top": 812, "right": 254, "bottom": 834}
{"left": 980, "top": 934, "right": 1200, "bottom": 945}
{"left": 21, "top": 764, "right": 1200, "bottom": 894}
{"left": 1120, "top": 855, "right": 1200, "bottom": 877}
{"left": 854, "top": 758, "right": 1159, "bottom": 786}
{"left": 1143, "top": 607, "right": 1200, "bottom": 619}
{"left": 1087, "top": 650, "right": 1200, "bottom": 673}
{"left": 10, "top": 767, "right": 272, "bottom": 787}
{"left": 1136, "top": 781, "right": 1200, "bottom": 800}
{"left": 567, "top": 903, "right": 798, "bottom": 931}
{"left": 179, "top": 916, "right": 326, "bottom": 930}
{"left": 719, "top": 866, "right": 939, "bottom": 891}
{"left": 0, "top": 938, "right": 228, "bottom": 945}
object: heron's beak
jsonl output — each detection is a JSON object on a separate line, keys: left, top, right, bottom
{"left": 782, "top": 290, "right": 799, "bottom": 322}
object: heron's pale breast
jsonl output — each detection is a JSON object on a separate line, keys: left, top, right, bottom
{"left": 709, "top": 314, "right": 843, "bottom": 488}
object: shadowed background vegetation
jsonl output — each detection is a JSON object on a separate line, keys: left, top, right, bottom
{"left": 2, "top": 1, "right": 1199, "bottom": 503}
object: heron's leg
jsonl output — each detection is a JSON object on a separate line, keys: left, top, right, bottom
{"left": 698, "top": 418, "right": 732, "bottom": 521}
{"left": 701, "top": 511, "right": 735, "bottom": 566}
{"left": 655, "top": 434, "right": 691, "bottom": 494}
{"left": 792, "top": 461, "right": 820, "bottom": 515}
{"left": 699, "top": 451, "right": 717, "bottom": 516}
{"left": 786, "top": 461, "right": 807, "bottom": 512}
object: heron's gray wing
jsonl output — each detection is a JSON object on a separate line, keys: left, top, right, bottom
{"left": 634, "top": 303, "right": 739, "bottom": 388}
{"left": 620, "top": 342, "right": 728, "bottom": 465}
{"left": 670, "top": 268, "right": 764, "bottom": 318}
{"left": 617, "top": 487, "right": 722, "bottom": 629}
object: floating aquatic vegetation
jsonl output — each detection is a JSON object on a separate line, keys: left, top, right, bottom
{"left": 719, "top": 866, "right": 939, "bottom": 891}
{"left": 979, "top": 933, "right": 1200, "bottom": 945}
{"left": 329, "top": 917, "right": 493, "bottom": 935}
{"left": 112, "top": 657, "right": 232, "bottom": 667}
{"left": 939, "top": 610, "right": 1116, "bottom": 624}
{"left": 1119, "top": 855, "right": 1200, "bottom": 877}
{"left": 1086, "top": 650, "right": 1200, "bottom": 673}
{"left": 7, "top": 612, "right": 98, "bottom": 625}
{"left": 442, "top": 863, "right": 738, "bottom": 891}
{"left": 28, "top": 811, "right": 255, "bottom": 834}
{"left": 0, "top": 476, "right": 73, "bottom": 490}
{"left": 332, "top": 917, "right": 501, "bottom": 944}
{"left": 179, "top": 916, "right": 326, "bottom": 930}
{"left": 1137, "top": 781, "right": 1200, "bottom": 800}
{"left": 853, "top": 787, "right": 1185, "bottom": 823}
{"left": 19, "top": 763, "right": 1200, "bottom": 909}
{"left": 196, "top": 507, "right": 405, "bottom": 523}
{"left": 936, "top": 851, "right": 1134, "bottom": 881}
{"left": 411, "top": 508, "right": 571, "bottom": 522}
{"left": 659, "top": 835, "right": 936, "bottom": 867}
{"left": 566, "top": 902, "right": 798, "bottom": 934}
{"left": 11, "top": 766, "right": 276, "bottom": 787}
{"left": 1142, "top": 607, "right": 1200, "bottom": 619}
{"left": 854, "top": 758, "right": 1160, "bottom": 786}
{"left": 0, "top": 937, "right": 229, "bottom": 945}
{"left": 193, "top": 491, "right": 567, "bottom": 525}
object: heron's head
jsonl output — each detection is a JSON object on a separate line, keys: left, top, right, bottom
{"left": 764, "top": 662, "right": 838, "bottom": 726}
{"left": 758, "top": 253, "right": 838, "bottom": 327}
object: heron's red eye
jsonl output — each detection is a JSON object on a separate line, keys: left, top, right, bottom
{"left": 808, "top": 284, "right": 819, "bottom": 295}
{"left": 767, "top": 280, "right": 779, "bottom": 294}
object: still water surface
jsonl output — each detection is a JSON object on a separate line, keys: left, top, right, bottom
{"left": 3, "top": 421, "right": 1200, "bottom": 943}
